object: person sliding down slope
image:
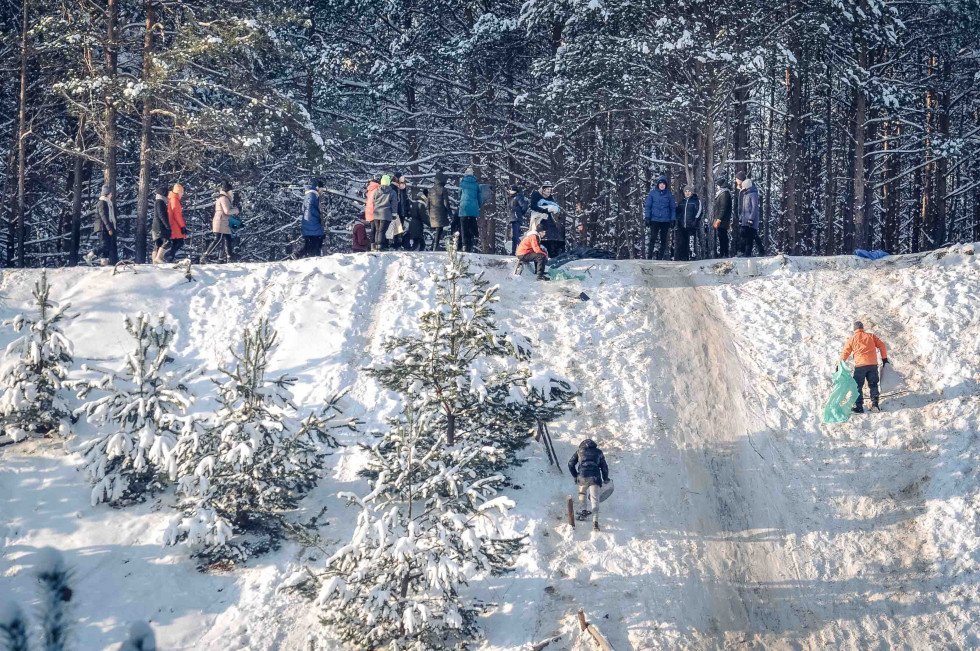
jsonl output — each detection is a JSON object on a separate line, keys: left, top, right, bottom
{"left": 840, "top": 321, "right": 889, "bottom": 413}
{"left": 515, "top": 221, "right": 550, "bottom": 280}
{"left": 568, "top": 439, "right": 610, "bottom": 531}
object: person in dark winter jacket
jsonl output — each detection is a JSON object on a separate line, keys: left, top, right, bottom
{"left": 458, "top": 167, "right": 482, "bottom": 252}
{"left": 644, "top": 175, "right": 676, "bottom": 260}
{"left": 713, "top": 178, "right": 733, "bottom": 257}
{"left": 675, "top": 185, "right": 702, "bottom": 262}
{"left": 301, "top": 179, "right": 325, "bottom": 258}
{"left": 735, "top": 171, "right": 761, "bottom": 257}
{"left": 371, "top": 174, "right": 394, "bottom": 251}
{"left": 352, "top": 218, "right": 371, "bottom": 252}
{"left": 527, "top": 181, "right": 560, "bottom": 246}
{"left": 150, "top": 183, "right": 171, "bottom": 264}
{"left": 507, "top": 185, "right": 528, "bottom": 255}
{"left": 95, "top": 183, "right": 118, "bottom": 265}
{"left": 428, "top": 170, "right": 451, "bottom": 251}
{"left": 568, "top": 438, "right": 610, "bottom": 530}
{"left": 391, "top": 174, "right": 412, "bottom": 249}
{"left": 406, "top": 189, "right": 427, "bottom": 251}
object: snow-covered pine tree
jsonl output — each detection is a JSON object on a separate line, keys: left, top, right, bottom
{"left": 73, "top": 313, "right": 193, "bottom": 506}
{"left": 164, "top": 319, "right": 355, "bottom": 565}
{"left": 361, "top": 237, "right": 576, "bottom": 486}
{"left": 0, "top": 601, "right": 29, "bottom": 651}
{"left": 315, "top": 403, "right": 523, "bottom": 650}
{"left": 312, "top": 242, "right": 575, "bottom": 649}
{"left": 0, "top": 272, "right": 74, "bottom": 445}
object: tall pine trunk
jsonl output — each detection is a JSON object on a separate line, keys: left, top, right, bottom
{"left": 104, "top": 0, "right": 119, "bottom": 208}
{"left": 135, "top": 0, "right": 156, "bottom": 263}
{"left": 69, "top": 118, "right": 85, "bottom": 265}
{"left": 15, "top": 0, "right": 30, "bottom": 267}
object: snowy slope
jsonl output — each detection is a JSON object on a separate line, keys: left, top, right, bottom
{"left": 1, "top": 246, "right": 977, "bottom": 650}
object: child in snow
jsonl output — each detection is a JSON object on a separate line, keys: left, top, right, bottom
{"left": 568, "top": 438, "right": 610, "bottom": 531}
{"left": 515, "top": 221, "right": 550, "bottom": 280}
{"left": 840, "top": 321, "right": 888, "bottom": 413}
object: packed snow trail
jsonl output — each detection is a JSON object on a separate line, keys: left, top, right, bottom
{"left": 0, "top": 247, "right": 977, "bottom": 649}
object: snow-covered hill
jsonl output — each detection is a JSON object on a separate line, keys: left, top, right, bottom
{"left": 1, "top": 246, "right": 978, "bottom": 650}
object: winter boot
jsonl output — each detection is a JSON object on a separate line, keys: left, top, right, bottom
{"left": 851, "top": 403, "right": 864, "bottom": 414}
{"left": 536, "top": 274, "right": 551, "bottom": 281}
{"left": 576, "top": 508, "right": 592, "bottom": 521}
{"left": 870, "top": 402, "right": 881, "bottom": 413}
{"left": 592, "top": 520, "right": 600, "bottom": 532}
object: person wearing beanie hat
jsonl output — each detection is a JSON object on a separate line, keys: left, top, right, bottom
{"left": 643, "top": 174, "right": 676, "bottom": 260}
{"left": 202, "top": 179, "right": 239, "bottom": 263}
{"left": 95, "top": 181, "right": 118, "bottom": 265}
{"left": 426, "top": 170, "right": 451, "bottom": 250}
{"left": 840, "top": 322, "right": 888, "bottom": 413}
{"left": 507, "top": 184, "right": 529, "bottom": 255}
{"left": 735, "top": 172, "right": 761, "bottom": 257}
{"left": 675, "top": 184, "right": 702, "bottom": 261}
{"left": 166, "top": 183, "right": 187, "bottom": 262}
{"left": 370, "top": 174, "right": 395, "bottom": 250}
{"left": 301, "top": 178, "right": 325, "bottom": 258}
{"left": 527, "top": 181, "right": 560, "bottom": 252}
{"left": 713, "top": 177, "right": 733, "bottom": 257}
{"left": 458, "top": 167, "right": 482, "bottom": 252}
{"left": 151, "top": 182, "right": 172, "bottom": 264}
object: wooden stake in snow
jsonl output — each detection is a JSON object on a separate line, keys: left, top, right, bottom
{"left": 577, "top": 608, "right": 615, "bottom": 651}
{"left": 567, "top": 497, "right": 575, "bottom": 527}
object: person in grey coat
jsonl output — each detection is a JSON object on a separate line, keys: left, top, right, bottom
{"left": 735, "top": 171, "right": 761, "bottom": 257}
{"left": 370, "top": 174, "right": 394, "bottom": 251}
{"left": 427, "top": 170, "right": 451, "bottom": 251}
{"left": 95, "top": 183, "right": 118, "bottom": 265}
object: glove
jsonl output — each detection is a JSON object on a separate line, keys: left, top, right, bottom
{"left": 713, "top": 219, "right": 721, "bottom": 229}
{"left": 881, "top": 358, "right": 889, "bottom": 365}
{"left": 181, "top": 227, "right": 188, "bottom": 236}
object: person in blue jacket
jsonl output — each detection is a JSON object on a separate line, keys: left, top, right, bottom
{"left": 458, "top": 167, "right": 482, "bottom": 252}
{"left": 644, "top": 174, "right": 676, "bottom": 260}
{"left": 301, "top": 178, "right": 324, "bottom": 257}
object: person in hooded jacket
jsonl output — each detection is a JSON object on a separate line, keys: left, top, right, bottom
{"left": 735, "top": 171, "right": 761, "bottom": 257}
{"left": 201, "top": 180, "right": 239, "bottom": 263}
{"left": 151, "top": 183, "right": 171, "bottom": 263}
{"left": 458, "top": 167, "right": 482, "bottom": 252}
{"left": 301, "top": 179, "right": 325, "bottom": 257}
{"left": 166, "top": 183, "right": 187, "bottom": 262}
{"left": 507, "top": 185, "right": 529, "bottom": 255}
{"left": 675, "top": 185, "right": 703, "bottom": 262}
{"left": 95, "top": 183, "right": 118, "bottom": 265}
{"left": 568, "top": 438, "right": 610, "bottom": 531}
{"left": 406, "top": 188, "right": 427, "bottom": 251}
{"left": 370, "top": 174, "right": 395, "bottom": 251}
{"left": 712, "top": 178, "right": 733, "bottom": 257}
{"left": 515, "top": 220, "right": 550, "bottom": 280}
{"left": 390, "top": 174, "right": 413, "bottom": 249}
{"left": 352, "top": 217, "right": 371, "bottom": 252}
{"left": 364, "top": 176, "right": 379, "bottom": 226}
{"left": 428, "top": 170, "right": 451, "bottom": 251}
{"left": 644, "top": 175, "right": 676, "bottom": 260}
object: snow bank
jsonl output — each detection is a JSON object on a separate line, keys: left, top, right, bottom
{"left": 0, "top": 246, "right": 977, "bottom": 649}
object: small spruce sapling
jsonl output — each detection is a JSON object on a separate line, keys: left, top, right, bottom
{"left": 0, "top": 272, "right": 74, "bottom": 444}
{"left": 74, "top": 313, "right": 193, "bottom": 506}
{"left": 165, "top": 319, "right": 355, "bottom": 565}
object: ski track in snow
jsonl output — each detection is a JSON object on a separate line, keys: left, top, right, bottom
{"left": 0, "top": 247, "right": 977, "bottom": 650}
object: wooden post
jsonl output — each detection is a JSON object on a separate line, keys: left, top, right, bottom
{"left": 567, "top": 497, "right": 575, "bottom": 528}
{"left": 577, "top": 609, "right": 615, "bottom": 651}
{"left": 577, "top": 609, "right": 588, "bottom": 631}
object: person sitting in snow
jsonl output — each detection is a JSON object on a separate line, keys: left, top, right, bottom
{"left": 568, "top": 438, "right": 610, "bottom": 531}
{"left": 515, "top": 221, "right": 550, "bottom": 280}
{"left": 840, "top": 321, "right": 888, "bottom": 413}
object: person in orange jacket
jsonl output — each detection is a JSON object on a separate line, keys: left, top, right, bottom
{"left": 515, "top": 221, "right": 550, "bottom": 280}
{"left": 840, "top": 321, "right": 888, "bottom": 413}
{"left": 166, "top": 183, "right": 187, "bottom": 262}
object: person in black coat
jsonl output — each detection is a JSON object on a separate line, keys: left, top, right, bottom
{"left": 151, "top": 183, "right": 171, "bottom": 263}
{"left": 407, "top": 189, "right": 427, "bottom": 251}
{"left": 712, "top": 178, "right": 733, "bottom": 257}
{"left": 675, "top": 185, "right": 702, "bottom": 262}
{"left": 95, "top": 183, "right": 118, "bottom": 265}
{"left": 568, "top": 438, "right": 610, "bottom": 530}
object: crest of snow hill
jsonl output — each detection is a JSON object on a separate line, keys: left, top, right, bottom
{"left": 0, "top": 247, "right": 577, "bottom": 650}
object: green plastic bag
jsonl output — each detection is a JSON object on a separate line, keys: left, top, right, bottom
{"left": 822, "top": 362, "right": 859, "bottom": 424}
{"left": 551, "top": 268, "right": 586, "bottom": 282}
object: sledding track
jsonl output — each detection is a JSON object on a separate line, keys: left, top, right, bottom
{"left": 500, "top": 254, "right": 978, "bottom": 649}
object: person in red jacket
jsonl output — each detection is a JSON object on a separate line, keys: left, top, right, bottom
{"left": 166, "top": 183, "right": 187, "bottom": 262}
{"left": 515, "top": 221, "right": 549, "bottom": 280}
{"left": 352, "top": 218, "right": 371, "bottom": 252}
{"left": 840, "top": 321, "right": 888, "bottom": 413}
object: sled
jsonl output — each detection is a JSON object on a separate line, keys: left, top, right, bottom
{"left": 599, "top": 479, "right": 614, "bottom": 503}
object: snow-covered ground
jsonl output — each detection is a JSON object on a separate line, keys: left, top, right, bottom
{"left": 1, "top": 245, "right": 978, "bottom": 649}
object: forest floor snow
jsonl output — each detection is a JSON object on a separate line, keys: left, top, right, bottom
{"left": 0, "top": 245, "right": 977, "bottom": 650}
